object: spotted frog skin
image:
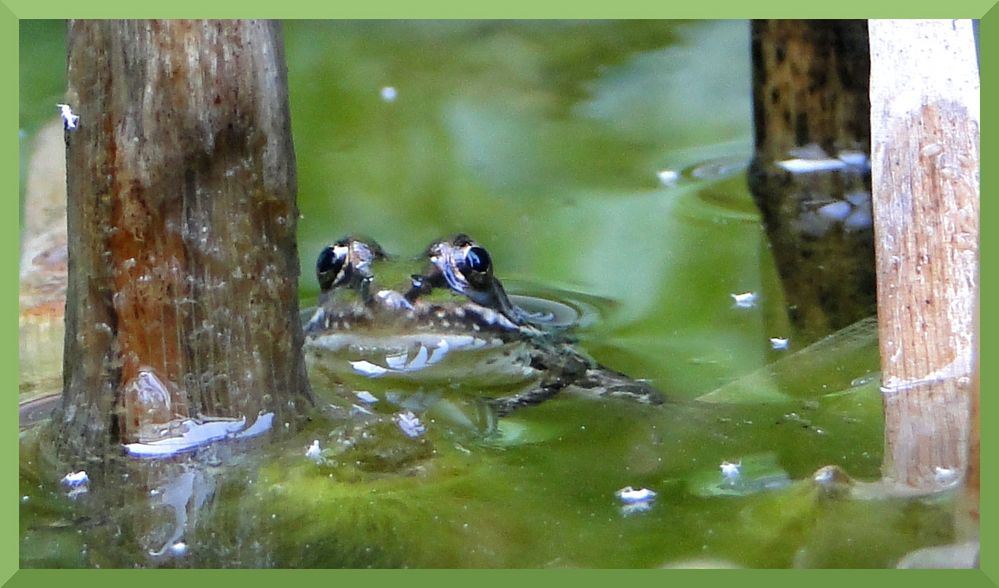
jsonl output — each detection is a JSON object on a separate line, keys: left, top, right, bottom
{"left": 304, "top": 234, "right": 664, "bottom": 415}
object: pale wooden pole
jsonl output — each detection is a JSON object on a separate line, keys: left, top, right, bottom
{"left": 59, "top": 20, "right": 312, "bottom": 459}
{"left": 868, "top": 20, "right": 979, "bottom": 491}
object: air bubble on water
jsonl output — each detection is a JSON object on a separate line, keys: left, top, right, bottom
{"left": 656, "top": 169, "right": 679, "bottom": 187}
{"left": 615, "top": 486, "right": 656, "bottom": 504}
{"left": 769, "top": 337, "right": 789, "bottom": 350}
{"left": 730, "top": 292, "right": 757, "bottom": 308}
{"left": 934, "top": 467, "right": 959, "bottom": 485}
{"left": 720, "top": 461, "right": 741, "bottom": 480}
{"left": 305, "top": 440, "right": 322, "bottom": 461}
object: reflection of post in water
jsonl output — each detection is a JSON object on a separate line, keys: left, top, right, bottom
{"left": 747, "top": 20, "right": 875, "bottom": 344}
{"left": 57, "top": 20, "right": 313, "bottom": 462}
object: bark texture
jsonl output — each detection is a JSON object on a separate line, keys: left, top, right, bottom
{"left": 869, "top": 19, "right": 979, "bottom": 490}
{"left": 59, "top": 20, "right": 312, "bottom": 457}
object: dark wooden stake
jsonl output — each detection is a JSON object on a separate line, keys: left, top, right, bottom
{"left": 869, "top": 19, "right": 978, "bottom": 491}
{"left": 59, "top": 20, "right": 312, "bottom": 458}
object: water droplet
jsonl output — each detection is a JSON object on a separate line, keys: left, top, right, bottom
{"left": 730, "top": 292, "right": 757, "bottom": 308}
{"left": 656, "top": 169, "right": 679, "bottom": 186}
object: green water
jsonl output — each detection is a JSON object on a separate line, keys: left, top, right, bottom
{"left": 18, "top": 20, "right": 956, "bottom": 568}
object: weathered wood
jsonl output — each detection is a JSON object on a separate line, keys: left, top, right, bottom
{"left": 59, "top": 20, "right": 312, "bottom": 457}
{"left": 748, "top": 20, "right": 875, "bottom": 344}
{"left": 869, "top": 20, "right": 978, "bottom": 490}
{"left": 958, "top": 324, "right": 979, "bottom": 539}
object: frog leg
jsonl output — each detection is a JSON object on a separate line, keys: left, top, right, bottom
{"left": 488, "top": 380, "right": 567, "bottom": 417}
{"left": 572, "top": 366, "right": 666, "bottom": 406}
{"left": 489, "top": 347, "right": 666, "bottom": 416}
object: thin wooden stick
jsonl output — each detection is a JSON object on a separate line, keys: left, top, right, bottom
{"left": 868, "top": 19, "right": 979, "bottom": 490}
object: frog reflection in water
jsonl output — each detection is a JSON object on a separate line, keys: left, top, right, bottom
{"left": 304, "top": 234, "right": 664, "bottom": 416}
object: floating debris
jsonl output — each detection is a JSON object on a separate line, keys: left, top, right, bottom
{"left": 720, "top": 460, "right": 742, "bottom": 481}
{"left": 769, "top": 337, "right": 789, "bottom": 350}
{"left": 934, "top": 466, "right": 959, "bottom": 485}
{"left": 730, "top": 292, "right": 757, "bottom": 308}
{"left": 61, "top": 470, "right": 89, "bottom": 487}
{"left": 305, "top": 440, "right": 322, "bottom": 461}
{"left": 394, "top": 410, "right": 426, "bottom": 438}
{"left": 61, "top": 470, "right": 89, "bottom": 499}
{"left": 354, "top": 390, "right": 379, "bottom": 404}
{"left": 615, "top": 486, "right": 656, "bottom": 516}
{"left": 615, "top": 485, "right": 657, "bottom": 504}
{"left": 656, "top": 169, "right": 680, "bottom": 187}
{"left": 690, "top": 453, "right": 791, "bottom": 497}
{"left": 56, "top": 103, "right": 79, "bottom": 130}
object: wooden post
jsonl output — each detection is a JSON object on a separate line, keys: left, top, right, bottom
{"left": 59, "top": 20, "right": 312, "bottom": 458}
{"left": 868, "top": 20, "right": 979, "bottom": 490}
{"left": 959, "top": 326, "right": 979, "bottom": 537}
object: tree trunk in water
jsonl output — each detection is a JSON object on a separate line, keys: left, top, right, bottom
{"left": 58, "top": 20, "right": 312, "bottom": 460}
{"left": 868, "top": 20, "right": 978, "bottom": 491}
{"left": 748, "top": 20, "right": 875, "bottom": 345}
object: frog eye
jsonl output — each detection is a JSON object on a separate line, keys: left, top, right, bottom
{"left": 316, "top": 244, "right": 348, "bottom": 291}
{"left": 463, "top": 246, "right": 492, "bottom": 274}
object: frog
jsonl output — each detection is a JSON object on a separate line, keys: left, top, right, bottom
{"left": 303, "top": 234, "right": 664, "bottom": 417}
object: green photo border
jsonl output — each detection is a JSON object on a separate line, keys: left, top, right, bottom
{"left": 5, "top": 4, "right": 994, "bottom": 585}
